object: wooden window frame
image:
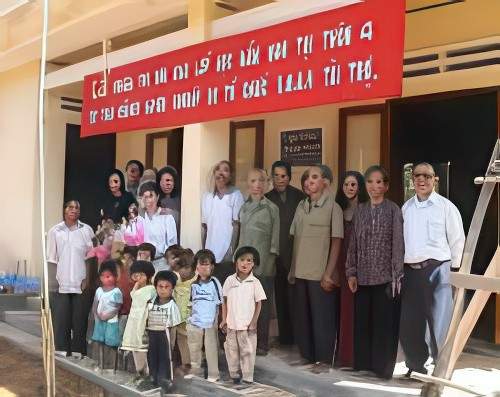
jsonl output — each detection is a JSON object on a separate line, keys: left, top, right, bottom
{"left": 229, "top": 120, "right": 265, "bottom": 170}
{"left": 338, "top": 104, "right": 388, "bottom": 182}
{"left": 145, "top": 127, "right": 183, "bottom": 169}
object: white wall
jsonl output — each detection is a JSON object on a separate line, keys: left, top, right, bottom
{"left": 0, "top": 61, "right": 40, "bottom": 275}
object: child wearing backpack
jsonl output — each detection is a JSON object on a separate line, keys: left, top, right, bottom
{"left": 187, "top": 249, "right": 223, "bottom": 382}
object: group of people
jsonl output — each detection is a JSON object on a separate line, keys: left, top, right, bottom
{"left": 46, "top": 157, "right": 465, "bottom": 392}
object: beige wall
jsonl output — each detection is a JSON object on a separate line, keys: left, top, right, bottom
{"left": 0, "top": 61, "right": 40, "bottom": 275}
{"left": 405, "top": 0, "right": 500, "bottom": 50}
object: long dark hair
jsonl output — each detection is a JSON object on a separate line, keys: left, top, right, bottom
{"left": 156, "top": 166, "right": 180, "bottom": 199}
{"left": 105, "top": 169, "right": 126, "bottom": 194}
{"left": 335, "top": 171, "right": 368, "bottom": 210}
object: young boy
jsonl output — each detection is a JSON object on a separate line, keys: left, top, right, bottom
{"left": 120, "top": 260, "right": 156, "bottom": 379}
{"left": 220, "top": 246, "right": 266, "bottom": 385}
{"left": 165, "top": 244, "right": 183, "bottom": 271}
{"left": 137, "top": 242, "right": 156, "bottom": 262}
{"left": 171, "top": 252, "right": 197, "bottom": 371}
{"left": 187, "top": 249, "right": 223, "bottom": 381}
{"left": 146, "top": 270, "right": 181, "bottom": 391}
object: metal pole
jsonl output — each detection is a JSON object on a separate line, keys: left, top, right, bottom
{"left": 37, "top": 0, "right": 56, "bottom": 395}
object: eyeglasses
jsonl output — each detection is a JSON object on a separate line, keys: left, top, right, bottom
{"left": 413, "top": 173, "right": 434, "bottom": 180}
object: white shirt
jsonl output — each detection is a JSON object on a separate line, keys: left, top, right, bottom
{"left": 47, "top": 221, "right": 95, "bottom": 294}
{"left": 142, "top": 208, "right": 177, "bottom": 258}
{"left": 202, "top": 188, "right": 244, "bottom": 263}
{"left": 402, "top": 191, "right": 465, "bottom": 268}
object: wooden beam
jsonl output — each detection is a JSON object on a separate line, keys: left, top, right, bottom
{"left": 450, "top": 272, "right": 500, "bottom": 292}
{"left": 410, "top": 372, "right": 481, "bottom": 396}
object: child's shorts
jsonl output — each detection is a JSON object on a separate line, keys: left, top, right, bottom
{"left": 92, "top": 318, "right": 121, "bottom": 347}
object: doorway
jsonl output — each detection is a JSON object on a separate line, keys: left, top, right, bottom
{"left": 145, "top": 128, "right": 184, "bottom": 177}
{"left": 64, "top": 124, "right": 116, "bottom": 229}
{"left": 389, "top": 88, "right": 499, "bottom": 342}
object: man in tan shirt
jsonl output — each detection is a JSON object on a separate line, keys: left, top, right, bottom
{"left": 289, "top": 165, "right": 343, "bottom": 365}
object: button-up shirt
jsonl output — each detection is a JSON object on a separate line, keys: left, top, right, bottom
{"left": 402, "top": 191, "right": 465, "bottom": 269}
{"left": 47, "top": 220, "right": 95, "bottom": 294}
{"left": 346, "top": 200, "right": 404, "bottom": 286}
{"left": 142, "top": 208, "right": 177, "bottom": 259}
{"left": 223, "top": 273, "right": 266, "bottom": 330}
{"left": 290, "top": 191, "right": 344, "bottom": 281}
{"left": 237, "top": 196, "right": 280, "bottom": 277}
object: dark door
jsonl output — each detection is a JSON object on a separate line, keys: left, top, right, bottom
{"left": 389, "top": 90, "right": 498, "bottom": 341}
{"left": 64, "top": 124, "right": 116, "bottom": 229}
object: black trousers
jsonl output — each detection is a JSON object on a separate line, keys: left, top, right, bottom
{"left": 256, "top": 275, "right": 274, "bottom": 351}
{"left": 52, "top": 290, "right": 94, "bottom": 355}
{"left": 147, "top": 330, "right": 172, "bottom": 386}
{"left": 213, "top": 261, "right": 234, "bottom": 287}
{"left": 353, "top": 283, "right": 400, "bottom": 379}
{"left": 293, "top": 278, "right": 338, "bottom": 363}
{"left": 274, "top": 258, "right": 294, "bottom": 345}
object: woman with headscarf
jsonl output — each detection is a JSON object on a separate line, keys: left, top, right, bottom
{"left": 157, "top": 166, "right": 181, "bottom": 235}
{"left": 334, "top": 171, "right": 368, "bottom": 368}
{"left": 100, "top": 169, "right": 137, "bottom": 224}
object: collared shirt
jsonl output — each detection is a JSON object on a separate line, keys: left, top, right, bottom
{"left": 146, "top": 297, "right": 182, "bottom": 331}
{"left": 223, "top": 273, "right": 266, "bottom": 330}
{"left": 346, "top": 200, "right": 404, "bottom": 286}
{"left": 266, "top": 185, "right": 306, "bottom": 270}
{"left": 173, "top": 274, "right": 198, "bottom": 323}
{"left": 202, "top": 188, "right": 245, "bottom": 263}
{"left": 142, "top": 208, "right": 177, "bottom": 259}
{"left": 290, "top": 191, "right": 344, "bottom": 281}
{"left": 237, "top": 196, "right": 280, "bottom": 277}
{"left": 47, "top": 220, "right": 95, "bottom": 294}
{"left": 402, "top": 191, "right": 465, "bottom": 269}
{"left": 189, "top": 276, "right": 223, "bottom": 329}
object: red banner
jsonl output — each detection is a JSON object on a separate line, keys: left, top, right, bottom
{"left": 81, "top": 0, "right": 405, "bottom": 137}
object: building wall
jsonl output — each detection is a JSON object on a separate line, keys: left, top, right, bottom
{"left": 0, "top": 62, "right": 40, "bottom": 275}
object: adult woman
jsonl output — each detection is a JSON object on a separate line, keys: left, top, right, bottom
{"left": 47, "top": 200, "right": 95, "bottom": 357}
{"left": 201, "top": 160, "right": 244, "bottom": 284}
{"left": 101, "top": 169, "right": 137, "bottom": 224}
{"left": 125, "top": 160, "right": 144, "bottom": 199}
{"left": 334, "top": 171, "right": 368, "bottom": 368}
{"left": 238, "top": 168, "right": 279, "bottom": 355}
{"left": 157, "top": 166, "right": 181, "bottom": 234}
{"left": 346, "top": 166, "right": 404, "bottom": 379}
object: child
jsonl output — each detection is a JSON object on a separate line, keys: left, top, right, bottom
{"left": 137, "top": 242, "right": 156, "bottom": 262}
{"left": 171, "top": 252, "right": 197, "bottom": 371}
{"left": 146, "top": 270, "right": 181, "bottom": 390}
{"left": 165, "top": 244, "right": 183, "bottom": 271}
{"left": 117, "top": 246, "right": 136, "bottom": 336}
{"left": 122, "top": 202, "right": 144, "bottom": 247}
{"left": 91, "top": 260, "right": 123, "bottom": 357}
{"left": 220, "top": 246, "right": 266, "bottom": 385}
{"left": 121, "top": 260, "right": 156, "bottom": 379}
{"left": 187, "top": 249, "right": 222, "bottom": 381}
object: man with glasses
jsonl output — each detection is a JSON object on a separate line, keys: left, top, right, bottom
{"left": 265, "top": 160, "right": 305, "bottom": 345}
{"left": 400, "top": 162, "right": 465, "bottom": 376}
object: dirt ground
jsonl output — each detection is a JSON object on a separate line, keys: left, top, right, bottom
{"left": 0, "top": 337, "right": 46, "bottom": 397}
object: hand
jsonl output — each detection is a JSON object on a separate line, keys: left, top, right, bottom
{"left": 348, "top": 277, "right": 358, "bottom": 293}
{"left": 219, "top": 320, "right": 227, "bottom": 334}
{"left": 248, "top": 321, "right": 257, "bottom": 331}
{"left": 320, "top": 274, "right": 336, "bottom": 292}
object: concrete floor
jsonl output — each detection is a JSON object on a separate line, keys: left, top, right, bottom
{"left": 1, "top": 317, "right": 499, "bottom": 397}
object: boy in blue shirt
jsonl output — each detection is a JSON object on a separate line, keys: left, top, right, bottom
{"left": 187, "top": 249, "right": 222, "bottom": 382}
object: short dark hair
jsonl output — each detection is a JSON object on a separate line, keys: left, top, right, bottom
{"left": 413, "top": 162, "right": 435, "bottom": 176}
{"left": 165, "top": 244, "right": 183, "bottom": 256}
{"left": 99, "top": 260, "right": 118, "bottom": 278}
{"left": 193, "top": 249, "right": 216, "bottom": 266}
{"left": 271, "top": 160, "right": 292, "bottom": 179}
{"left": 138, "top": 181, "right": 159, "bottom": 197}
{"left": 364, "top": 165, "right": 390, "bottom": 184}
{"left": 157, "top": 166, "right": 180, "bottom": 199}
{"left": 319, "top": 164, "right": 333, "bottom": 183}
{"left": 335, "top": 171, "right": 369, "bottom": 210}
{"left": 176, "top": 251, "right": 194, "bottom": 270}
{"left": 126, "top": 160, "right": 145, "bottom": 177}
{"left": 137, "top": 242, "right": 156, "bottom": 260}
{"left": 62, "top": 200, "right": 80, "bottom": 219}
{"left": 129, "top": 260, "right": 155, "bottom": 282}
{"left": 154, "top": 270, "right": 178, "bottom": 288}
{"left": 234, "top": 246, "right": 260, "bottom": 267}
{"left": 123, "top": 245, "right": 138, "bottom": 257}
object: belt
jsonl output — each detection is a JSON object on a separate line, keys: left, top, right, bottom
{"left": 406, "top": 259, "right": 447, "bottom": 270}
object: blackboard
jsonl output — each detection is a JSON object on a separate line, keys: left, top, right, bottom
{"left": 281, "top": 128, "right": 322, "bottom": 166}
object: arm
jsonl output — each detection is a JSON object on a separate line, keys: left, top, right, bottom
{"left": 270, "top": 206, "right": 280, "bottom": 256}
{"left": 165, "top": 215, "right": 178, "bottom": 247}
{"left": 248, "top": 301, "right": 262, "bottom": 330}
{"left": 321, "top": 238, "right": 342, "bottom": 291}
{"left": 224, "top": 221, "right": 240, "bottom": 261}
{"left": 391, "top": 206, "right": 405, "bottom": 296}
{"left": 201, "top": 223, "right": 207, "bottom": 248}
{"left": 446, "top": 203, "right": 466, "bottom": 269}
{"left": 219, "top": 296, "right": 228, "bottom": 332}
{"left": 346, "top": 211, "right": 358, "bottom": 293}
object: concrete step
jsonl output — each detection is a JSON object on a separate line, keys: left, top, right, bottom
{"left": 3, "top": 310, "right": 41, "bottom": 337}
